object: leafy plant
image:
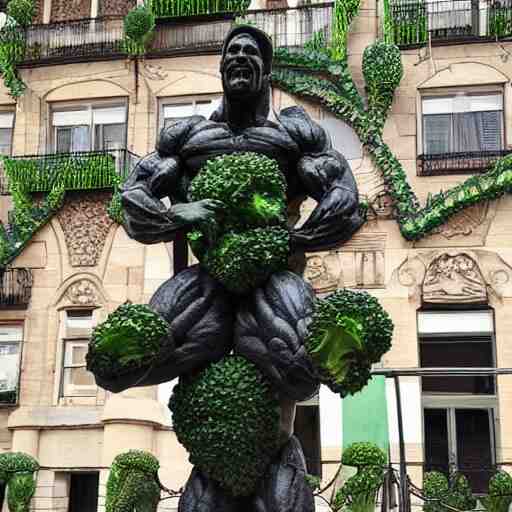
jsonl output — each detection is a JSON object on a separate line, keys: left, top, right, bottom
{"left": 0, "top": 21, "right": 27, "bottom": 98}
{"left": 149, "top": 0, "right": 250, "bottom": 19}
{"left": 481, "top": 471, "right": 512, "bottom": 512}
{"left": 6, "top": 0, "right": 36, "bottom": 27}
{"left": 86, "top": 303, "right": 172, "bottom": 378}
{"left": 333, "top": 467, "right": 384, "bottom": 512}
{"left": 305, "top": 289, "right": 393, "bottom": 397}
{"left": 105, "top": 450, "right": 160, "bottom": 512}
{"left": 123, "top": 5, "right": 155, "bottom": 56}
{"left": 169, "top": 355, "right": 280, "bottom": 496}
{"left": 423, "top": 471, "right": 477, "bottom": 512}
{"left": 342, "top": 442, "right": 387, "bottom": 471}
{"left": 0, "top": 452, "right": 39, "bottom": 512}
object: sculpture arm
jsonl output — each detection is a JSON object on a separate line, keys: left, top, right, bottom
{"left": 121, "top": 117, "right": 224, "bottom": 244}
{"left": 94, "top": 266, "right": 234, "bottom": 393}
{"left": 280, "top": 106, "right": 364, "bottom": 252}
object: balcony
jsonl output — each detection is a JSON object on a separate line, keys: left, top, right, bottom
{"left": 417, "top": 149, "right": 512, "bottom": 175}
{"left": 390, "top": 0, "right": 512, "bottom": 47}
{"left": 0, "top": 267, "right": 32, "bottom": 309}
{"left": 0, "top": 148, "right": 140, "bottom": 195}
{"left": 17, "top": 3, "right": 333, "bottom": 66}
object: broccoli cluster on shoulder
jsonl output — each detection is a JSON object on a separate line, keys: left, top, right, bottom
{"left": 187, "top": 152, "right": 290, "bottom": 294}
{"left": 86, "top": 303, "right": 172, "bottom": 379}
{"left": 169, "top": 355, "right": 281, "bottom": 496}
{"left": 305, "top": 289, "right": 393, "bottom": 397}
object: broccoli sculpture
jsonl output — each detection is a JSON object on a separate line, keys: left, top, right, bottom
{"left": 0, "top": 452, "right": 39, "bottom": 512}
{"left": 105, "top": 450, "right": 161, "bottom": 512}
{"left": 87, "top": 25, "right": 393, "bottom": 511}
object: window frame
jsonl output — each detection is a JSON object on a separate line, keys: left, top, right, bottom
{"left": 58, "top": 309, "right": 98, "bottom": 400}
{"left": 417, "top": 86, "right": 507, "bottom": 170}
{"left": 158, "top": 94, "right": 222, "bottom": 133}
{"left": 49, "top": 100, "right": 128, "bottom": 154}
{"left": 0, "top": 109, "right": 15, "bottom": 157}
{"left": 0, "top": 323, "right": 24, "bottom": 407}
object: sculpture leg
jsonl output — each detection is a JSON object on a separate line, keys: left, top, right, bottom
{"left": 252, "top": 436, "right": 315, "bottom": 512}
{"left": 178, "top": 468, "right": 244, "bottom": 512}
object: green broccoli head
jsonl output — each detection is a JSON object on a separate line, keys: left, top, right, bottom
{"left": 424, "top": 471, "right": 476, "bottom": 512}
{"left": 0, "top": 453, "right": 39, "bottom": 512}
{"left": 188, "top": 152, "right": 287, "bottom": 229}
{"left": 86, "top": 303, "right": 172, "bottom": 379}
{"left": 169, "top": 356, "right": 281, "bottom": 497}
{"left": 333, "top": 467, "right": 384, "bottom": 512}
{"left": 341, "top": 442, "right": 387, "bottom": 470}
{"left": 112, "top": 450, "right": 160, "bottom": 474}
{"left": 305, "top": 289, "right": 393, "bottom": 397}
{"left": 482, "top": 471, "right": 512, "bottom": 512}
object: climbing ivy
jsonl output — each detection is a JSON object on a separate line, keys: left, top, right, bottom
{"left": 271, "top": 6, "right": 512, "bottom": 240}
{"left": 123, "top": 4, "right": 155, "bottom": 57}
{"left": 0, "top": 21, "right": 27, "bottom": 98}
{"left": 0, "top": 452, "right": 39, "bottom": 512}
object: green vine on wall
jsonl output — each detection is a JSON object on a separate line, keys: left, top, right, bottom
{"left": 271, "top": 1, "right": 512, "bottom": 241}
{"left": 123, "top": 4, "right": 156, "bottom": 57}
{"left": 0, "top": 452, "right": 39, "bottom": 512}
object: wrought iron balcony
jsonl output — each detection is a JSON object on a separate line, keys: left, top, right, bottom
{"left": 0, "top": 148, "right": 140, "bottom": 195}
{"left": 417, "top": 149, "right": 512, "bottom": 176}
{"left": 18, "top": 3, "right": 333, "bottom": 66}
{"left": 390, "top": 0, "right": 512, "bottom": 47}
{"left": 0, "top": 267, "right": 32, "bottom": 309}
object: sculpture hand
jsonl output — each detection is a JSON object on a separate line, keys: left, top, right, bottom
{"left": 171, "top": 199, "right": 226, "bottom": 227}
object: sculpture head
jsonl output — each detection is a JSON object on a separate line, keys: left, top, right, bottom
{"left": 220, "top": 26, "right": 272, "bottom": 101}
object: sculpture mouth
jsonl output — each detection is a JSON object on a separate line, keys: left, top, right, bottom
{"left": 227, "top": 64, "right": 255, "bottom": 89}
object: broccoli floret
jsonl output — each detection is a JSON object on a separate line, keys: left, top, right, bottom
{"left": 86, "top": 303, "right": 172, "bottom": 379}
{"left": 187, "top": 153, "right": 290, "bottom": 293}
{"left": 342, "top": 442, "right": 387, "bottom": 471}
{"left": 305, "top": 289, "right": 393, "bottom": 397}
{"left": 424, "top": 471, "right": 476, "bottom": 512}
{"left": 169, "top": 356, "right": 281, "bottom": 497}
{"left": 482, "top": 471, "right": 512, "bottom": 512}
{"left": 333, "top": 467, "right": 384, "bottom": 512}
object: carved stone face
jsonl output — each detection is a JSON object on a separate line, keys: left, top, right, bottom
{"left": 221, "top": 34, "right": 264, "bottom": 99}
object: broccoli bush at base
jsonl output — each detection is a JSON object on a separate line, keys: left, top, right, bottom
{"left": 305, "top": 289, "right": 393, "bottom": 397}
{"left": 482, "top": 471, "right": 512, "bottom": 512}
{"left": 423, "top": 471, "right": 476, "bottom": 512}
{"left": 342, "top": 442, "right": 387, "bottom": 470}
{"left": 169, "top": 356, "right": 281, "bottom": 496}
{"left": 333, "top": 467, "right": 384, "bottom": 512}
{"left": 86, "top": 303, "right": 171, "bottom": 379}
{"left": 0, "top": 452, "right": 39, "bottom": 512}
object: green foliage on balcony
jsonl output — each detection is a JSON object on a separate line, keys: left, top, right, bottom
{"left": 148, "top": 0, "right": 250, "bottom": 19}
{"left": 388, "top": 0, "right": 427, "bottom": 46}
{"left": 0, "top": 23, "right": 27, "bottom": 98}
{"left": 123, "top": 4, "right": 155, "bottom": 56}
{"left": 488, "top": 4, "right": 512, "bottom": 38}
{"left": 3, "top": 153, "right": 122, "bottom": 193}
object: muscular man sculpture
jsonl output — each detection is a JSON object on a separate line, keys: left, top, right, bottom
{"left": 97, "top": 26, "right": 363, "bottom": 512}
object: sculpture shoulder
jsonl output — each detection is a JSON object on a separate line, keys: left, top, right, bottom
{"left": 156, "top": 115, "right": 208, "bottom": 156}
{"left": 278, "top": 106, "right": 330, "bottom": 154}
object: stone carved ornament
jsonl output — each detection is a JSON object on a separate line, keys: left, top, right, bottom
{"left": 57, "top": 192, "right": 114, "bottom": 267}
{"left": 397, "top": 250, "right": 512, "bottom": 303}
{"left": 66, "top": 279, "right": 100, "bottom": 306}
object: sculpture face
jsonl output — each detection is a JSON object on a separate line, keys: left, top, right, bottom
{"left": 221, "top": 34, "right": 265, "bottom": 99}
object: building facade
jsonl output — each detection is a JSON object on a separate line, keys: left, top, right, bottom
{"left": 0, "top": 0, "right": 512, "bottom": 509}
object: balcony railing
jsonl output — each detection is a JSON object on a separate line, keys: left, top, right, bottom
{"left": 390, "top": 0, "right": 512, "bottom": 47}
{"left": 417, "top": 149, "right": 512, "bottom": 175}
{"left": 18, "top": 3, "right": 333, "bottom": 65}
{"left": 0, "top": 267, "right": 33, "bottom": 309}
{"left": 1, "top": 148, "right": 140, "bottom": 195}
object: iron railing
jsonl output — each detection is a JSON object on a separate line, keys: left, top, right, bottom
{"left": 417, "top": 149, "right": 512, "bottom": 176}
{"left": 0, "top": 267, "right": 33, "bottom": 309}
{"left": 18, "top": 3, "right": 334, "bottom": 65}
{"left": 390, "top": 0, "right": 512, "bottom": 47}
{"left": 0, "top": 148, "right": 140, "bottom": 195}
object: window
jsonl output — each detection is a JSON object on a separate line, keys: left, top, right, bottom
{"left": 160, "top": 96, "right": 221, "bottom": 130}
{"left": 418, "top": 309, "right": 495, "bottom": 394}
{"left": 294, "top": 400, "right": 322, "bottom": 477}
{"left": 419, "top": 309, "right": 496, "bottom": 493}
{"left": 0, "top": 111, "right": 14, "bottom": 156}
{"left": 422, "top": 93, "right": 504, "bottom": 155}
{"left": 61, "top": 310, "right": 97, "bottom": 398}
{"left": 52, "top": 103, "right": 127, "bottom": 153}
{"left": 0, "top": 325, "right": 23, "bottom": 405}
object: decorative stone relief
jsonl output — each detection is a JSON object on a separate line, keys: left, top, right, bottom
{"left": 304, "top": 233, "right": 386, "bottom": 292}
{"left": 396, "top": 249, "right": 512, "bottom": 303}
{"left": 423, "top": 253, "right": 487, "bottom": 304}
{"left": 414, "top": 201, "right": 498, "bottom": 248}
{"left": 66, "top": 279, "right": 99, "bottom": 306}
{"left": 99, "top": 0, "right": 135, "bottom": 16}
{"left": 57, "top": 192, "right": 114, "bottom": 267}
{"left": 50, "top": 0, "right": 92, "bottom": 22}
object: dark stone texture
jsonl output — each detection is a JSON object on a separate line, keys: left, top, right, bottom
{"left": 99, "top": 0, "right": 135, "bottom": 16}
{"left": 50, "top": 0, "right": 92, "bottom": 22}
